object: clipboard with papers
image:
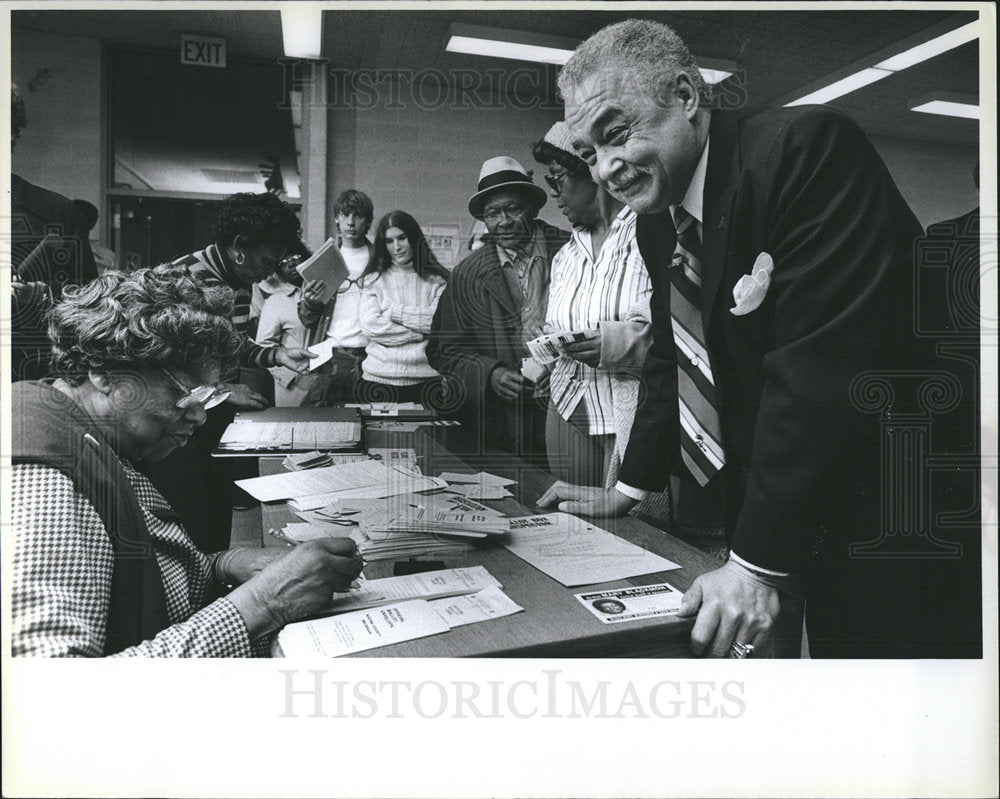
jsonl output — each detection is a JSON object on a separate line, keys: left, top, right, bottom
{"left": 212, "top": 406, "right": 363, "bottom": 456}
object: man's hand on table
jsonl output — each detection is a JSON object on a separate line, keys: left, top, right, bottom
{"left": 677, "top": 560, "right": 780, "bottom": 657}
{"left": 226, "top": 538, "right": 364, "bottom": 638}
{"left": 536, "top": 482, "right": 637, "bottom": 517}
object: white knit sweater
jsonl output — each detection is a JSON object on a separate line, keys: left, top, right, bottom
{"left": 358, "top": 264, "right": 446, "bottom": 385}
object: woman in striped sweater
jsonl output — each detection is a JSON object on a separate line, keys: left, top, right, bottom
{"left": 357, "top": 211, "right": 450, "bottom": 406}
{"left": 533, "top": 122, "right": 654, "bottom": 487}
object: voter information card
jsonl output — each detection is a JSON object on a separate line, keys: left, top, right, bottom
{"left": 576, "top": 582, "right": 683, "bottom": 624}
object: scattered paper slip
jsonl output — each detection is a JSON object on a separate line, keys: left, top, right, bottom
{"left": 428, "top": 587, "right": 523, "bottom": 628}
{"left": 503, "top": 512, "right": 681, "bottom": 587}
{"left": 236, "top": 459, "right": 443, "bottom": 504}
{"left": 446, "top": 483, "right": 511, "bottom": 500}
{"left": 576, "top": 582, "right": 684, "bottom": 624}
{"left": 288, "top": 474, "right": 447, "bottom": 512}
{"left": 439, "top": 471, "right": 517, "bottom": 487}
{"left": 306, "top": 338, "right": 337, "bottom": 371}
{"left": 326, "top": 566, "right": 501, "bottom": 613}
{"left": 368, "top": 447, "right": 420, "bottom": 473}
{"left": 280, "top": 521, "right": 348, "bottom": 542}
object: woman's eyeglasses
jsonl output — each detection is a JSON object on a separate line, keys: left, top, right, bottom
{"left": 544, "top": 169, "right": 570, "bottom": 193}
{"left": 159, "top": 367, "right": 231, "bottom": 410}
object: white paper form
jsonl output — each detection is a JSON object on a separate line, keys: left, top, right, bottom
{"left": 326, "top": 566, "right": 501, "bottom": 612}
{"left": 502, "top": 512, "right": 681, "bottom": 587}
{"left": 429, "top": 586, "right": 523, "bottom": 627}
{"left": 276, "top": 600, "right": 449, "bottom": 657}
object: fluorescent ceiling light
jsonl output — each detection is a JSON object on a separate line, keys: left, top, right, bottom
{"left": 446, "top": 34, "right": 572, "bottom": 65}
{"left": 446, "top": 27, "right": 736, "bottom": 84}
{"left": 874, "top": 21, "right": 979, "bottom": 71}
{"left": 911, "top": 100, "right": 979, "bottom": 119}
{"left": 785, "top": 67, "right": 893, "bottom": 106}
{"left": 909, "top": 92, "right": 979, "bottom": 119}
{"left": 783, "top": 17, "right": 979, "bottom": 107}
{"left": 281, "top": 6, "right": 323, "bottom": 59}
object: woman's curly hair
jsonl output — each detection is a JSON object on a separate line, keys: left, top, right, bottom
{"left": 48, "top": 265, "right": 243, "bottom": 384}
{"left": 213, "top": 192, "right": 303, "bottom": 252}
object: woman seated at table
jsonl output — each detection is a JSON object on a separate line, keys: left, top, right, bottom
{"left": 11, "top": 265, "right": 362, "bottom": 657}
{"left": 357, "top": 210, "right": 449, "bottom": 405}
{"left": 532, "top": 122, "right": 653, "bottom": 486}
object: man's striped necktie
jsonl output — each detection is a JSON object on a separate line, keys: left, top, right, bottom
{"left": 669, "top": 205, "right": 726, "bottom": 486}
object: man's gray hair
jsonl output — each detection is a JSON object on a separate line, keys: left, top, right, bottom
{"left": 558, "top": 19, "right": 710, "bottom": 109}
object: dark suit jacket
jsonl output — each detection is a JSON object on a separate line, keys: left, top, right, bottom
{"left": 619, "top": 106, "right": 927, "bottom": 576}
{"left": 427, "top": 221, "right": 570, "bottom": 454}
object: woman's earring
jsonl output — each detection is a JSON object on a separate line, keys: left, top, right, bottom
{"left": 235, "top": 251, "right": 246, "bottom": 265}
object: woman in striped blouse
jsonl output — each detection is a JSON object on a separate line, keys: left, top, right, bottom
{"left": 533, "top": 122, "right": 653, "bottom": 486}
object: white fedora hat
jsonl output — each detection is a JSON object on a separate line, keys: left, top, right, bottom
{"left": 467, "top": 156, "right": 547, "bottom": 220}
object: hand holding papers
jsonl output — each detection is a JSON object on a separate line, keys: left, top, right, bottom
{"left": 526, "top": 329, "right": 600, "bottom": 365}
{"left": 296, "top": 237, "right": 349, "bottom": 305}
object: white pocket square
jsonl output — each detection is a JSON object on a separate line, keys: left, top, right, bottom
{"left": 730, "top": 252, "right": 774, "bottom": 316}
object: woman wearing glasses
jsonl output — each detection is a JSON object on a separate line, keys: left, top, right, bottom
{"left": 356, "top": 211, "right": 450, "bottom": 405}
{"left": 10, "top": 266, "right": 363, "bottom": 656}
{"left": 532, "top": 122, "right": 653, "bottom": 487}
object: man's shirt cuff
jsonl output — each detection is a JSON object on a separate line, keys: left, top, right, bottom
{"left": 729, "top": 551, "right": 790, "bottom": 578}
{"left": 615, "top": 482, "right": 649, "bottom": 502}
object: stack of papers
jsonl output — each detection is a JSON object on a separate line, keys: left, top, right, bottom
{"left": 218, "top": 420, "right": 362, "bottom": 452}
{"left": 348, "top": 492, "right": 507, "bottom": 560}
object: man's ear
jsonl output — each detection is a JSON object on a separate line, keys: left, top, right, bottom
{"left": 674, "top": 72, "right": 700, "bottom": 119}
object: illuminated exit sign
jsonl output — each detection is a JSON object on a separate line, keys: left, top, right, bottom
{"left": 181, "top": 34, "right": 227, "bottom": 68}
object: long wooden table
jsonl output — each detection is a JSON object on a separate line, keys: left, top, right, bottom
{"left": 250, "top": 426, "right": 719, "bottom": 657}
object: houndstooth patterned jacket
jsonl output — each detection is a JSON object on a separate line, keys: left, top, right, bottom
{"left": 12, "top": 461, "right": 267, "bottom": 657}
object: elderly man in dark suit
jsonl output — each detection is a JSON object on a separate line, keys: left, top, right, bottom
{"left": 428, "top": 157, "right": 570, "bottom": 458}
{"left": 539, "top": 19, "right": 981, "bottom": 658}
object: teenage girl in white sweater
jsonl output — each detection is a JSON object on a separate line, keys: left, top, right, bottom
{"left": 358, "top": 211, "right": 449, "bottom": 404}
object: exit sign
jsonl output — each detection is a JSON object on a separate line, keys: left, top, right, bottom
{"left": 181, "top": 34, "right": 227, "bottom": 68}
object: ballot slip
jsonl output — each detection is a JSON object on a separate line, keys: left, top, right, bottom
{"left": 439, "top": 470, "right": 517, "bottom": 487}
{"left": 295, "top": 237, "right": 349, "bottom": 305}
{"left": 575, "top": 582, "right": 684, "bottom": 624}
{"left": 325, "top": 566, "right": 501, "bottom": 613}
{"left": 276, "top": 600, "right": 449, "bottom": 657}
{"left": 502, "top": 512, "right": 681, "bottom": 587}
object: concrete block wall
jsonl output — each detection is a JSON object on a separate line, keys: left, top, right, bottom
{"left": 327, "top": 85, "right": 566, "bottom": 248}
